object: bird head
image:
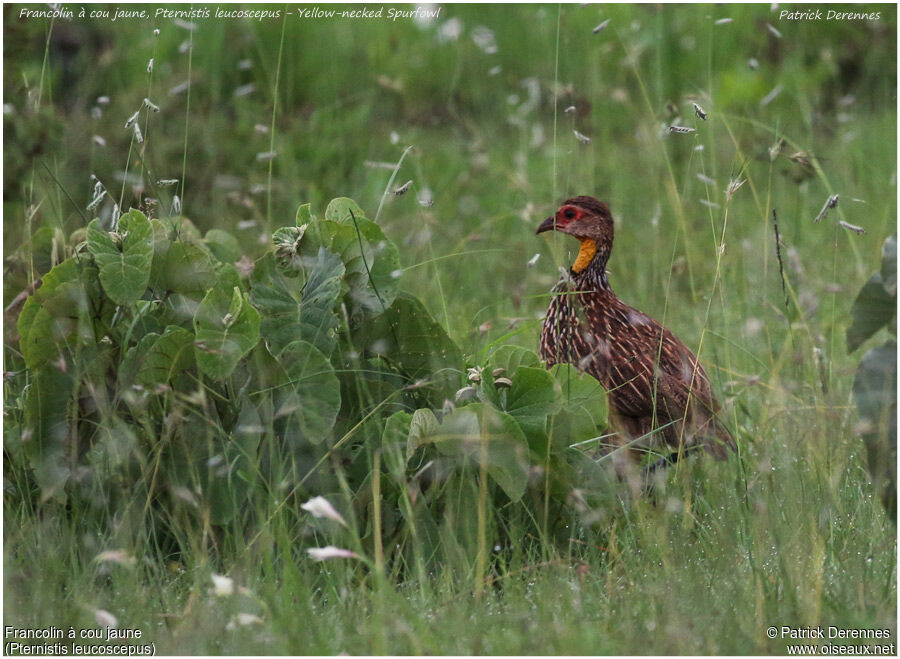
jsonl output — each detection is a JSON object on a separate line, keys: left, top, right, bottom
{"left": 536, "top": 195, "right": 614, "bottom": 274}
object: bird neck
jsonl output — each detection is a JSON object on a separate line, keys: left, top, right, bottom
{"left": 571, "top": 238, "right": 597, "bottom": 274}
{"left": 571, "top": 238, "right": 611, "bottom": 291}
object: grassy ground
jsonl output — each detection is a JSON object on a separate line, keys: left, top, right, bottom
{"left": 4, "top": 3, "right": 897, "bottom": 654}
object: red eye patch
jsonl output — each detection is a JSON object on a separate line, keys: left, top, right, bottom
{"left": 558, "top": 205, "right": 582, "bottom": 224}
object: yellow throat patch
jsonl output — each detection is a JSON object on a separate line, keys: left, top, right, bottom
{"left": 572, "top": 238, "right": 597, "bottom": 273}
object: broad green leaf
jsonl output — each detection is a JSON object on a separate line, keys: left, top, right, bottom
{"left": 846, "top": 272, "right": 897, "bottom": 353}
{"left": 404, "top": 404, "right": 530, "bottom": 502}
{"left": 407, "top": 408, "right": 440, "bottom": 459}
{"left": 204, "top": 229, "right": 241, "bottom": 264}
{"left": 295, "top": 203, "right": 313, "bottom": 226}
{"left": 194, "top": 285, "right": 260, "bottom": 380}
{"left": 502, "top": 366, "right": 561, "bottom": 453}
{"left": 549, "top": 364, "right": 609, "bottom": 450}
{"left": 86, "top": 209, "right": 153, "bottom": 305}
{"left": 250, "top": 250, "right": 344, "bottom": 357}
{"left": 381, "top": 411, "right": 414, "bottom": 480}
{"left": 275, "top": 339, "right": 341, "bottom": 445}
{"left": 489, "top": 345, "right": 542, "bottom": 376}
{"left": 137, "top": 326, "right": 195, "bottom": 386}
{"left": 150, "top": 240, "right": 217, "bottom": 296}
{"left": 151, "top": 215, "right": 203, "bottom": 243}
{"left": 118, "top": 332, "right": 160, "bottom": 386}
{"left": 23, "top": 366, "right": 74, "bottom": 500}
{"left": 18, "top": 259, "right": 96, "bottom": 369}
{"left": 324, "top": 197, "right": 367, "bottom": 224}
{"left": 435, "top": 404, "right": 530, "bottom": 502}
{"left": 273, "top": 225, "right": 308, "bottom": 274}
{"left": 299, "top": 215, "right": 400, "bottom": 323}
{"left": 383, "top": 411, "right": 413, "bottom": 445}
{"left": 352, "top": 292, "right": 462, "bottom": 399}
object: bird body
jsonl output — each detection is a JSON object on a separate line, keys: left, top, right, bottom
{"left": 537, "top": 196, "right": 734, "bottom": 462}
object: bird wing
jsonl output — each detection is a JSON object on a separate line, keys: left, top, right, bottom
{"left": 581, "top": 298, "right": 719, "bottom": 422}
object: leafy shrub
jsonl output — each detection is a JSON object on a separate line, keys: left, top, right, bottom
{"left": 6, "top": 197, "right": 615, "bottom": 567}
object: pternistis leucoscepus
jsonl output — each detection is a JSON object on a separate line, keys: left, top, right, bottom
{"left": 537, "top": 195, "right": 735, "bottom": 476}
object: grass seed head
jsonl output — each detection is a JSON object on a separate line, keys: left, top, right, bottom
{"left": 814, "top": 194, "right": 839, "bottom": 222}
{"left": 234, "top": 83, "right": 256, "bottom": 98}
{"left": 573, "top": 130, "right": 592, "bottom": 144}
{"left": 768, "top": 138, "right": 786, "bottom": 161}
{"left": 760, "top": 84, "right": 783, "bottom": 107}
{"left": 393, "top": 180, "right": 413, "bottom": 196}
{"left": 839, "top": 220, "right": 865, "bottom": 235}
{"left": 94, "top": 550, "right": 137, "bottom": 567}
{"left": 124, "top": 110, "right": 140, "bottom": 129}
{"left": 417, "top": 188, "right": 434, "bottom": 207}
{"left": 169, "top": 81, "right": 190, "bottom": 96}
{"left": 306, "top": 546, "right": 359, "bottom": 562}
{"left": 725, "top": 177, "right": 746, "bottom": 201}
{"left": 301, "top": 496, "right": 349, "bottom": 527}
{"left": 592, "top": 18, "right": 611, "bottom": 34}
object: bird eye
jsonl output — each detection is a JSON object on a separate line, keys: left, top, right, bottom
{"left": 563, "top": 208, "right": 576, "bottom": 220}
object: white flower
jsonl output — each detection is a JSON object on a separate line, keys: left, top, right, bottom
{"left": 306, "top": 546, "right": 359, "bottom": 562}
{"left": 94, "top": 550, "right": 136, "bottom": 567}
{"left": 94, "top": 609, "right": 118, "bottom": 628}
{"left": 210, "top": 573, "right": 234, "bottom": 597}
{"left": 226, "top": 613, "right": 264, "bottom": 630}
{"left": 300, "top": 496, "right": 348, "bottom": 528}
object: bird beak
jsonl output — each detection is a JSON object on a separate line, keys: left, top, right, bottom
{"left": 536, "top": 216, "right": 557, "bottom": 234}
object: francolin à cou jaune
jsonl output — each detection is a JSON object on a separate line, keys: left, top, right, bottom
{"left": 537, "top": 195, "right": 735, "bottom": 474}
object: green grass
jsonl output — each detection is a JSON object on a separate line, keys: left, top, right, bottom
{"left": 4, "top": 3, "right": 897, "bottom": 654}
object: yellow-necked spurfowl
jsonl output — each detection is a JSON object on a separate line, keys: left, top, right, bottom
{"left": 537, "top": 195, "right": 735, "bottom": 468}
